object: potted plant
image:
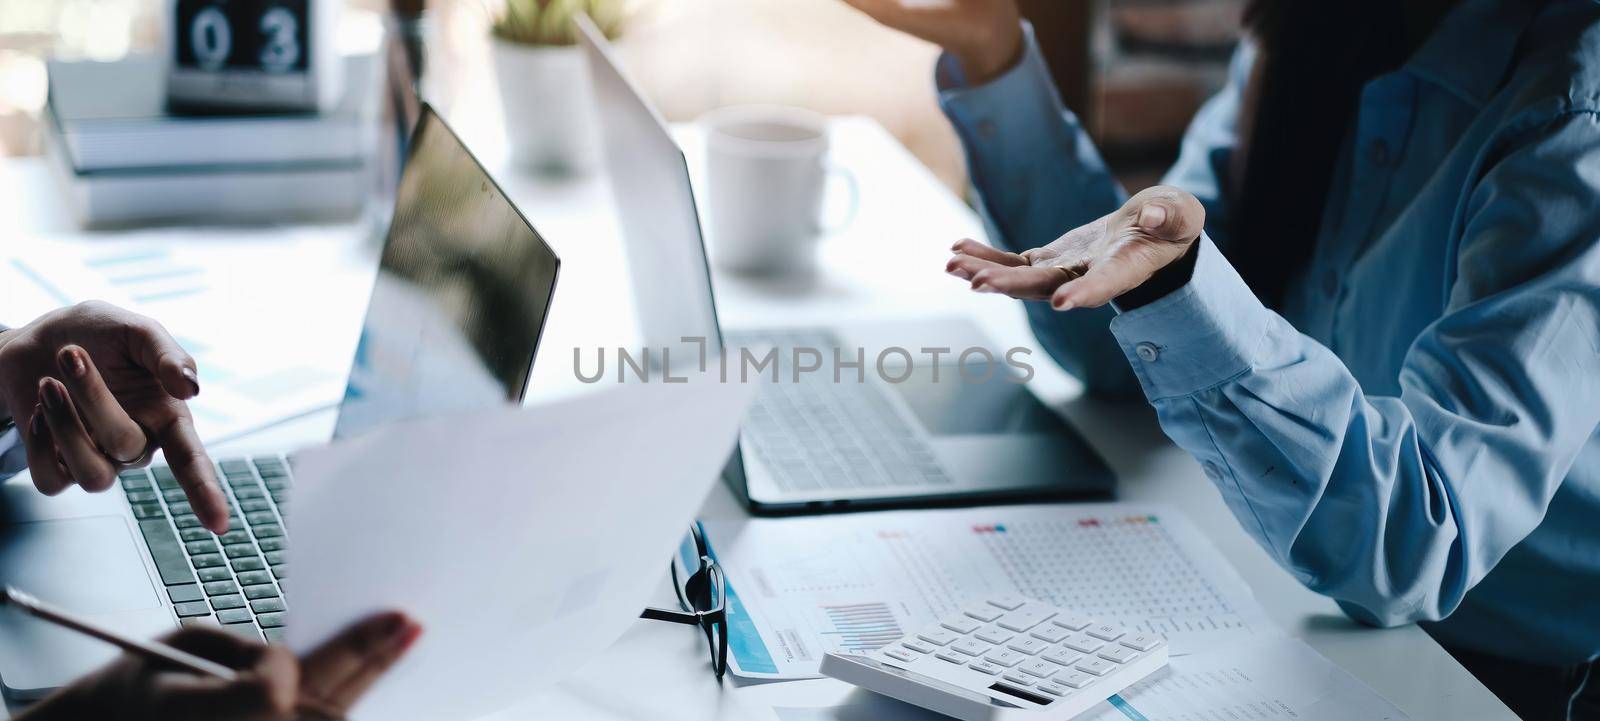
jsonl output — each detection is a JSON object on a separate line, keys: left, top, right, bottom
{"left": 491, "top": 0, "right": 626, "bottom": 174}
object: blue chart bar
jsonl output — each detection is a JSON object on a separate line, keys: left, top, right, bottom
{"left": 821, "top": 602, "right": 903, "bottom": 652}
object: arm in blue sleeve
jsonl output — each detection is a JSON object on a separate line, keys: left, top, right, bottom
{"left": 1105, "top": 112, "right": 1600, "bottom": 625}
{"left": 936, "top": 26, "right": 1253, "bottom": 396}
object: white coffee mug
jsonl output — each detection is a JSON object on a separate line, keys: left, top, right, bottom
{"left": 701, "top": 105, "right": 857, "bottom": 276}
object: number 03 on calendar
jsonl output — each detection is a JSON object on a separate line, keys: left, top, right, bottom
{"left": 166, "top": 0, "right": 342, "bottom": 112}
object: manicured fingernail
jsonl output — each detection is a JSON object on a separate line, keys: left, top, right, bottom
{"left": 63, "top": 349, "right": 87, "bottom": 378}
{"left": 181, "top": 367, "right": 200, "bottom": 396}
{"left": 40, "top": 380, "right": 65, "bottom": 411}
{"left": 1138, "top": 203, "right": 1167, "bottom": 230}
{"left": 1053, "top": 297, "right": 1076, "bottom": 310}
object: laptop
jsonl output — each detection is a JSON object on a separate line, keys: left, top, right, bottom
{"left": 575, "top": 18, "right": 1113, "bottom": 515}
{"left": 0, "top": 104, "right": 560, "bottom": 697}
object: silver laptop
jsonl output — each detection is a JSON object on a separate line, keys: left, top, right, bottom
{"left": 575, "top": 17, "right": 1112, "bottom": 515}
{"left": 0, "top": 105, "right": 560, "bottom": 697}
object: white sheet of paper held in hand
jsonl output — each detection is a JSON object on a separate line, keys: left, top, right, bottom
{"left": 286, "top": 377, "right": 754, "bottom": 721}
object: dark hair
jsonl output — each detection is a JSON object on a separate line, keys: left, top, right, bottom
{"left": 1230, "top": 1, "right": 1412, "bottom": 307}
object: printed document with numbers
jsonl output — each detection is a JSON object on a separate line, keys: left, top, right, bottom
{"left": 704, "top": 503, "right": 1279, "bottom": 679}
{"left": 759, "top": 637, "right": 1407, "bottom": 721}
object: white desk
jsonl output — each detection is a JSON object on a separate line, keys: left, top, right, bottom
{"left": 0, "top": 116, "right": 1514, "bottom": 721}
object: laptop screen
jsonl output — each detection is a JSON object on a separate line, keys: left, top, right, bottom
{"left": 332, "top": 106, "right": 560, "bottom": 440}
{"left": 576, "top": 16, "right": 723, "bottom": 355}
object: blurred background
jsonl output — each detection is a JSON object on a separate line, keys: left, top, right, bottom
{"left": 0, "top": 0, "right": 1243, "bottom": 197}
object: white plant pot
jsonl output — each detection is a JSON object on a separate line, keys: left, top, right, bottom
{"left": 491, "top": 38, "right": 601, "bottom": 175}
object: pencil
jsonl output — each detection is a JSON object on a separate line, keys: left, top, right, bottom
{"left": 1, "top": 585, "right": 238, "bottom": 681}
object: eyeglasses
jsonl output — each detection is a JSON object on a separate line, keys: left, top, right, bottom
{"left": 639, "top": 522, "right": 729, "bottom": 682}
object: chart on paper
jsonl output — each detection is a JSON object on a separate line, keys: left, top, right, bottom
{"left": 2, "top": 230, "right": 372, "bottom": 444}
{"left": 704, "top": 503, "right": 1278, "bottom": 679}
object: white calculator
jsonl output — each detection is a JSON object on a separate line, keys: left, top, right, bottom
{"left": 820, "top": 595, "right": 1168, "bottom": 720}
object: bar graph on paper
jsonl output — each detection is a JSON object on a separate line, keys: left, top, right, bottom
{"left": 3, "top": 234, "right": 370, "bottom": 444}
{"left": 819, "top": 602, "right": 903, "bottom": 652}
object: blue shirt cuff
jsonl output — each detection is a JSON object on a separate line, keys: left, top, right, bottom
{"left": 1108, "top": 235, "right": 1278, "bottom": 400}
{"left": 937, "top": 21, "right": 1085, "bottom": 148}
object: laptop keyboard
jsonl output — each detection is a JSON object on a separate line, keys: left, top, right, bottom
{"left": 730, "top": 329, "right": 951, "bottom": 492}
{"left": 120, "top": 455, "right": 291, "bottom": 644}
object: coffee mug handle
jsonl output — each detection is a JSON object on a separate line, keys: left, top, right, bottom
{"left": 817, "top": 163, "right": 860, "bottom": 236}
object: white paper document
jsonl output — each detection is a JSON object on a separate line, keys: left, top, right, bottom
{"left": 286, "top": 378, "right": 754, "bottom": 721}
{"left": 759, "top": 637, "right": 1407, "bottom": 721}
{"left": 704, "top": 503, "right": 1277, "bottom": 679}
{"left": 1085, "top": 637, "right": 1410, "bottom": 721}
{"left": 1, "top": 228, "right": 374, "bottom": 443}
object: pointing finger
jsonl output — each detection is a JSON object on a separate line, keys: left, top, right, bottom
{"left": 151, "top": 413, "right": 228, "bottom": 534}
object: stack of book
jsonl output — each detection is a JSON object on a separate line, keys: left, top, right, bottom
{"left": 43, "top": 52, "right": 378, "bottom": 227}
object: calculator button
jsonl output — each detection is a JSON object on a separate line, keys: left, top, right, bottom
{"left": 962, "top": 603, "right": 1004, "bottom": 623}
{"left": 917, "top": 628, "right": 960, "bottom": 646}
{"left": 1051, "top": 613, "right": 1093, "bottom": 631}
{"left": 952, "top": 638, "right": 991, "bottom": 656}
{"left": 1019, "top": 659, "right": 1058, "bottom": 678}
{"left": 1086, "top": 623, "right": 1125, "bottom": 641}
{"left": 1042, "top": 647, "right": 1082, "bottom": 667}
{"left": 1099, "top": 646, "right": 1139, "bottom": 664}
{"left": 1075, "top": 658, "right": 1116, "bottom": 676}
{"left": 1002, "top": 671, "right": 1035, "bottom": 686}
{"left": 974, "top": 626, "right": 1014, "bottom": 645}
{"left": 1037, "top": 681, "right": 1073, "bottom": 697}
{"left": 997, "top": 604, "right": 1056, "bottom": 632}
{"left": 1056, "top": 671, "right": 1096, "bottom": 689}
{"left": 1062, "top": 634, "right": 1105, "bottom": 654}
{"left": 896, "top": 639, "right": 934, "bottom": 658}
{"left": 983, "top": 649, "right": 1026, "bottom": 667}
{"left": 1030, "top": 625, "right": 1070, "bottom": 643}
{"left": 1121, "top": 633, "right": 1164, "bottom": 652}
{"left": 884, "top": 647, "right": 917, "bottom": 663}
{"left": 941, "top": 615, "right": 981, "bottom": 635}
{"left": 969, "top": 660, "right": 1004, "bottom": 675}
{"left": 936, "top": 650, "right": 967, "bottom": 664}
{"left": 986, "top": 595, "right": 1028, "bottom": 611}
{"left": 1006, "top": 637, "right": 1048, "bottom": 655}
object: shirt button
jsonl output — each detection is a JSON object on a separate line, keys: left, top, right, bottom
{"left": 1202, "top": 461, "right": 1222, "bottom": 481}
{"left": 1368, "top": 139, "right": 1391, "bottom": 167}
{"left": 1321, "top": 269, "right": 1340, "bottom": 296}
{"left": 978, "top": 119, "right": 997, "bottom": 140}
{"left": 1135, "top": 342, "right": 1159, "bottom": 362}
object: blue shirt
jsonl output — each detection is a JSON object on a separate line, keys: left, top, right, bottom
{"left": 939, "top": 2, "right": 1600, "bottom": 666}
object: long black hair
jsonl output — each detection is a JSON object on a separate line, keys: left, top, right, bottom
{"left": 1230, "top": 1, "right": 1414, "bottom": 307}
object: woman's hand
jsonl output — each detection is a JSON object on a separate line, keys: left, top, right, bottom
{"left": 945, "top": 186, "right": 1206, "bottom": 309}
{"left": 839, "top": 0, "right": 1024, "bottom": 85}
{"left": 19, "top": 612, "right": 422, "bottom": 721}
{"left": 0, "top": 301, "right": 227, "bottom": 533}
